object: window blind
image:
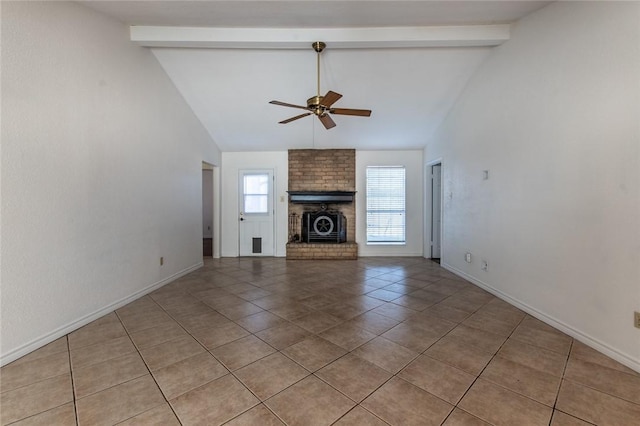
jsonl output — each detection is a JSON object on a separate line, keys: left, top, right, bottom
{"left": 366, "top": 166, "right": 406, "bottom": 243}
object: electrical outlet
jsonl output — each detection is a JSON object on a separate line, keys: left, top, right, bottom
{"left": 465, "top": 253, "right": 472, "bottom": 263}
{"left": 635, "top": 311, "right": 640, "bottom": 329}
{"left": 481, "top": 260, "right": 488, "bottom": 271}
{"left": 160, "top": 257, "right": 164, "bottom": 266}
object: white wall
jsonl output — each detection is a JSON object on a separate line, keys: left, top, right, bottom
{"left": 220, "top": 152, "right": 288, "bottom": 257}
{"left": 1, "top": 1, "right": 221, "bottom": 364}
{"left": 356, "top": 151, "right": 424, "bottom": 256}
{"left": 425, "top": 2, "right": 640, "bottom": 371}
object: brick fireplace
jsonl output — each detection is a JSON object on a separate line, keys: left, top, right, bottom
{"left": 287, "top": 149, "right": 357, "bottom": 259}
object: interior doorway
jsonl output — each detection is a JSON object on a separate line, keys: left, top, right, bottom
{"left": 202, "top": 163, "right": 214, "bottom": 257}
{"left": 430, "top": 163, "right": 442, "bottom": 262}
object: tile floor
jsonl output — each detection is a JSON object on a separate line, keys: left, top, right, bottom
{"left": 2, "top": 257, "right": 639, "bottom": 425}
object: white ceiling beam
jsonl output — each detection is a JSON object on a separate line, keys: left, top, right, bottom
{"left": 130, "top": 25, "right": 510, "bottom": 49}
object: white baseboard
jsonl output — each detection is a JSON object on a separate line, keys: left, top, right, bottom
{"left": 442, "top": 262, "right": 640, "bottom": 374}
{"left": 0, "top": 262, "right": 203, "bottom": 367}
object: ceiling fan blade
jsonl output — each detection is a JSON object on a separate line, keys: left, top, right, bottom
{"left": 322, "top": 91, "right": 343, "bottom": 107}
{"left": 269, "top": 100, "right": 309, "bottom": 110}
{"left": 318, "top": 114, "right": 336, "bottom": 129}
{"left": 330, "top": 108, "right": 372, "bottom": 117}
{"left": 279, "top": 112, "right": 312, "bottom": 124}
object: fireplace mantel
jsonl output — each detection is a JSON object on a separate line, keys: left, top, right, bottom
{"left": 287, "top": 191, "right": 355, "bottom": 204}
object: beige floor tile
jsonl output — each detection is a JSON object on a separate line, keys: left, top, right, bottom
{"left": 422, "top": 303, "right": 472, "bottom": 323}
{"left": 380, "top": 323, "right": 441, "bottom": 352}
{"left": 170, "top": 374, "right": 259, "bottom": 425}
{"left": 175, "top": 310, "right": 233, "bottom": 332}
{"left": 68, "top": 315, "right": 127, "bottom": 350}
{"left": 361, "top": 377, "right": 453, "bottom": 426}
{"left": 265, "top": 376, "right": 355, "bottom": 426}
{"left": 570, "top": 340, "right": 639, "bottom": 376}
{"left": 9, "top": 258, "right": 640, "bottom": 426}
{"left": 9, "top": 402, "right": 76, "bottom": 426}
{"left": 211, "top": 335, "right": 276, "bottom": 370}
{"left": 190, "top": 322, "right": 251, "bottom": 349}
{"left": 152, "top": 352, "right": 228, "bottom": 399}
{"left": 0, "top": 351, "right": 70, "bottom": 393}
{"left": 319, "top": 323, "right": 377, "bottom": 351}
{"left": 255, "top": 322, "right": 311, "bottom": 350}
{"left": 75, "top": 375, "right": 164, "bottom": 425}
{"left": 391, "top": 294, "right": 438, "bottom": 310}
{"left": 73, "top": 352, "right": 148, "bottom": 398}
{"left": 138, "top": 335, "right": 205, "bottom": 371}
{"left": 462, "top": 311, "right": 520, "bottom": 337}
{"left": 269, "top": 303, "right": 316, "bottom": 320}
{"left": 118, "top": 310, "right": 175, "bottom": 334}
{"left": 481, "top": 356, "right": 562, "bottom": 406}
{"left": 224, "top": 404, "right": 284, "bottom": 425}
{"left": 333, "top": 406, "right": 388, "bottom": 425}
{"left": 234, "top": 311, "right": 289, "bottom": 333}
{"left": 117, "top": 403, "right": 181, "bottom": 425}
{"left": 290, "top": 311, "right": 343, "bottom": 333}
{"left": 550, "top": 410, "right": 592, "bottom": 425}
{"left": 316, "top": 353, "right": 392, "bottom": 402}
{"left": 445, "top": 324, "right": 507, "bottom": 354}
{"left": 406, "top": 288, "right": 449, "bottom": 305}
{"left": 216, "top": 302, "right": 264, "bottom": 320}
{"left": 320, "top": 302, "right": 368, "bottom": 321}
{"left": 423, "top": 336, "right": 493, "bottom": 375}
{"left": 370, "top": 302, "right": 418, "bottom": 321}
{"left": 367, "top": 289, "right": 403, "bottom": 302}
{"left": 458, "top": 378, "right": 553, "bottom": 426}
{"left": 556, "top": 379, "right": 640, "bottom": 425}
{"left": 235, "top": 352, "right": 309, "bottom": 400}
{"left": 511, "top": 321, "right": 573, "bottom": 355}
{"left": 344, "top": 311, "right": 400, "bottom": 335}
{"left": 281, "top": 336, "right": 347, "bottom": 372}
{"left": 564, "top": 357, "right": 640, "bottom": 405}
{"left": 497, "top": 338, "right": 568, "bottom": 377}
{"left": 403, "top": 312, "right": 458, "bottom": 335}
{"left": 6, "top": 337, "right": 68, "bottom": 367}
{"left": 70, "top": 335, "right": 137, "bottom": 369}
{"left": 128, "top": 322, "right": 188, "bottom": 350}
{"left": 399, "top": 355, "right": 476, "bottom": 404}
{"left": 298, "top": 294, "right": 341, "bottom": 310}
{"left": 351, "top": 336, "right": 417, "bottom": 374}
{"left": 442, "top": 408, "right": 491, "bottom": 425}
{"left": 0, "top": 375, "right": 73, "bottom": 425}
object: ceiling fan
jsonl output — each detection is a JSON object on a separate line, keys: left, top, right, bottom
{"left": 269, "top": 41, "right": 372, "bottom": 129}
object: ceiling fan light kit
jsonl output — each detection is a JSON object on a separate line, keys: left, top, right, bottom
{"left": 269, "top": 41, "right": 372, "bottom": 129}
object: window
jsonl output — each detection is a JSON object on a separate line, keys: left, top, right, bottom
{"left": 243, "top": 173, "right": 269, "bottom": 214}
{"left": 366, "top": 166, "right": 406, "bottom": 244}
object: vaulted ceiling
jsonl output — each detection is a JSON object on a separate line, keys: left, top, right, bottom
{"left": 81, "top": 1, "right": 551, "bottom": 151}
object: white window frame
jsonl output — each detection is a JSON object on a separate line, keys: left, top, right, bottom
{"left": 366, "top": 166, "right": 406, "bottom": 245}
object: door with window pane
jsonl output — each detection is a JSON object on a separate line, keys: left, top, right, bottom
{"left": 366, "top": 166, "right": 406, "bottom": 244}
{"left": 239, "top": 170, "right": 274, "bottom": 256}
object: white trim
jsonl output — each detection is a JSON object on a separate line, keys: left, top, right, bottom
{"left": 0, "top": 262, "right": 203, "bottom": 367}
{"left": 424, "top": 158, "right": 443, "bottom": 260}
{"left": 441, "top": 262, "right": 640, "bottom": 374}
{"left": 131, "top": 25, "right": 510, "bottom": 49}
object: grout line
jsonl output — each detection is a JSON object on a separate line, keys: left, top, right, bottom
{"left": 66, "top": 335, "right": 80, "bottom": 426}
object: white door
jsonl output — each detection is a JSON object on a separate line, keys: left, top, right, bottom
{"left": 431, "top": 164, "right": 442, "bottom": 259}
{"left": 239, "top": 170, "right": 274, "bottom": 256}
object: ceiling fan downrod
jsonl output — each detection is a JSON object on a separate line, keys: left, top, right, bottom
{"left": 313, "top": 41, "right": 326, "bottom": 100}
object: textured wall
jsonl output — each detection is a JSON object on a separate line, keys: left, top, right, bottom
{"left": 425, "top": 1, "right": 640, "bottom": 371}
{"left": 1, "top": 1, "right": 220, "bottom": 364}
